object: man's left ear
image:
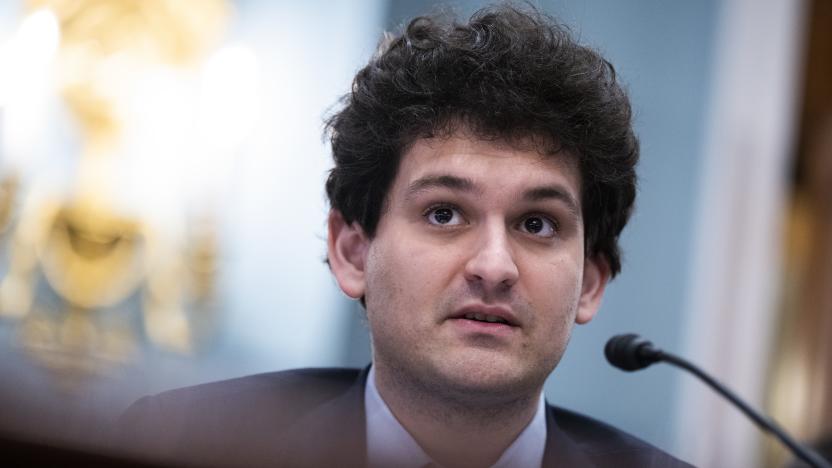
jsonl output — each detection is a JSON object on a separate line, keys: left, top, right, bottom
{"left": 575, "top": 255, "right": 611, "bottom": 324}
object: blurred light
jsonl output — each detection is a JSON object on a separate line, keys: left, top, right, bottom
{"left": 121, "top": 67, "right": 196, "bottom": 225}
{"left": 0, "top": 8, "right": 60, "bottom": 104}
{"left": 15, "top": 9, "right": 60, "bottom": 70}
{"left": 130, "top": 69, "right": 194, "bottom": 153}
{"left": 0, "top": 8, "right": 61, "bottom": 169}
{"left": 168, "top": 44, "right": 261, "bottom": 207}
{"left": 198, "top": 45, "right": 261, "bottom": 153}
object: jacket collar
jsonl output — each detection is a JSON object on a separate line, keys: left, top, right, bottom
{"left": 279, "top": 366, "right": 595, "bottom": 468}
{"left": 276, "top": 366, "right": 369, "bottom": 468}
{"left": 542, "top": 404, "right": 595, "bottom": 467}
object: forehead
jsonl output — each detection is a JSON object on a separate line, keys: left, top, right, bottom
{"left": 393, "top": 133, "right": 581, "bottom": 200}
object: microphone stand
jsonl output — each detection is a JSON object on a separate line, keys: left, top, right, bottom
{"left": 645, "top": 347, "right": 831, "bottom": 468}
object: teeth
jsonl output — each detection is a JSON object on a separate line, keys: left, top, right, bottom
{"left": 462, "top": 313, "right": 508, "bottom": 324}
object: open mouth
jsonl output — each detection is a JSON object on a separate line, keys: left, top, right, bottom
{"left": 449, "top": 305, "right": 519, "bottom": 330}
{"left": 461, "top": 312, "right": 510, "bottom": 325}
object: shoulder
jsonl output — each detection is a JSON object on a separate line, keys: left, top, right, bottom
{"left": 124, "top": 367, "right": 361, "bottom": 424}
{"left": 141, "top": 367, "right": 360, "bottom": 406}
{"left": 116, "top": 367, "right": 364, "bottom": 466}
{"left": 547, "top": 405, "right": 694, "bottom": 467}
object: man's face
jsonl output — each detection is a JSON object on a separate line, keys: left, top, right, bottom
{"left": 329, "top": 132, "right": 608, "bottom": 401}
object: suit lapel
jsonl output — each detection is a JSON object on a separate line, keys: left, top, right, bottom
{"left": 276, "top": 366, "right": 369, "bottom": 468}
{"left": 542, "top": 403, "right": 595, "bottom": 468}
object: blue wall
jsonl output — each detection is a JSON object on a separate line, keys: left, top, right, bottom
{"left": 546, "top": 0, "right": 718, "bottom": 454}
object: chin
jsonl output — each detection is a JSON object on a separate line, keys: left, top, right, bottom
{"left": 429, "top": 353, "right": 545, "bottom": 400}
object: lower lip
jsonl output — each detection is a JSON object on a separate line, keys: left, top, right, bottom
{"left": 448, "top": 318, "right": 516, "bottom": 337}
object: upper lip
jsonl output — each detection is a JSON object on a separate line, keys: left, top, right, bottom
{"left": 448, "top": 304, "right": 520, "bottom": 327}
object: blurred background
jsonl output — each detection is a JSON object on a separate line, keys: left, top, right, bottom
{"left": 0, "top": 0, "right": 828, "bottom": 467}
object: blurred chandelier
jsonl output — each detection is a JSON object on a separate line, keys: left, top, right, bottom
{"left": 0, "top": 0, "right": 250, "bottom": 387}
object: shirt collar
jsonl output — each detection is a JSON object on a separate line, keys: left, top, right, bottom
{"left": 365, "top": 365, "right": 547, "bottom": 468}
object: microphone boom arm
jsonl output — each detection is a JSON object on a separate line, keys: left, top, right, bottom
{"left": 657, "top": 350, "right": 830, "bottom": 468}
{"left": 606, "top": 334, "right": 831, "bottom": 468}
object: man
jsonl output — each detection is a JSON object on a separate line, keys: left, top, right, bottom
{"left": 119, "top": 5, "right": 692, "bottom": 468}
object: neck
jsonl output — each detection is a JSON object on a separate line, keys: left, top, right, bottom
{"left": 372, "top": 362, "right": 542, "bottom": 468}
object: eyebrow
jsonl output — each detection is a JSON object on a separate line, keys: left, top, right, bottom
{"left": 405, "top": 175, "right": 481, "bottom": 199}
{"left": 523, "top": 186, "right": 580, "bottom": 218}
{"left": 405, "top": 174, "right": 580, "bottom": 217}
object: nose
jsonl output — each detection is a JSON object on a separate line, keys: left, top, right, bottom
{"left": 463, "top": 222, "right": 519, "bottom": 290}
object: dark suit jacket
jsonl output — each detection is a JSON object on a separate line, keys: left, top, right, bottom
{"left": 117, "top": 367, "right": 693, "bottom": 468}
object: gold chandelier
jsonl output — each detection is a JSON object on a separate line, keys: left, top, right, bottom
{"left": 0, "top": 0, "right": 237, "bottom": 388}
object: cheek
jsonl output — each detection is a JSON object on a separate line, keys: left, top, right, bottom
{"left": 363, "top": 241, "right": 431, "bottom": 333}
{"left": 525, "top": 262, "right": 581, "bottom": 371}
{"left": 526, "top": 256, "right": 583, "bottom": 329}
{"left": 366, "top": 236, "right": 457, "bottom": 300}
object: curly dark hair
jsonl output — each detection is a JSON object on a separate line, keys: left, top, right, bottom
{"left": 325, "top": 4, "right": 638, "bottom": 276}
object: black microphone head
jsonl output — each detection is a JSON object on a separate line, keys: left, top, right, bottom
{"left": 605, "top": 334, "right": 660, "bottom": 371}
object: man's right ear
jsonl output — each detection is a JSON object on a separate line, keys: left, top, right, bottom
{"left": 327, "top": 210, "right": 369, "bottom": 299}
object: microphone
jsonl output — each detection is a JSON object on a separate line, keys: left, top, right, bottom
{"left": 605, "top": 334, "right": 831, "bottom": 468}
{"left": 604, "top": 333, "right": 662, "bottom": 371}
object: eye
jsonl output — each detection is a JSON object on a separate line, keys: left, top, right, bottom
{"left": 518, "top": 215, "right": 557, "bottom": 238}
{"left": 424, "top": 205, "right": 464, "bottom": 226}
